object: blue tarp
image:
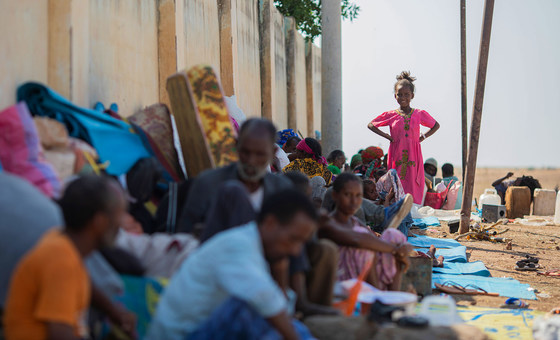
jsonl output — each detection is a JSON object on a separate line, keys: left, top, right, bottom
{"left": 412, "top": 216, "right": 441, "bottom": 229}
{"left": 432, "top": 261, "right": 490, "bottom": 277}
{"left": 415, "top": 246, "right": 468, "bottom": 263}
{"left": 432, "top": 274, "right": 537, "bottom": 300}
{"left": 17, "top": 83, "right": 150, "bottom": 175}
{"left": 409, "top": 235, "right": 462, "bottom": 249}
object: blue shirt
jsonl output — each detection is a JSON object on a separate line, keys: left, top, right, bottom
{"left": 146, "top": 222, "right": 287, "bottom": 340}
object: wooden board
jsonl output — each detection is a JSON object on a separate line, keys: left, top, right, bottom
{"left": 166, "top": 65, "right": 238, "bottom": 178}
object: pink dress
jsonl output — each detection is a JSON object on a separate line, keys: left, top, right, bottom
{"left": 337, "top": 217, "right": 375, "bottom": 281}
{"left": 371, "top": 109, "right": 436, "bottom": 204}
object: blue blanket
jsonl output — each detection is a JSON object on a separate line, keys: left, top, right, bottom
{"left": 432, "top": 274, "right": 537, "bottom": 300}
{"left": 412, "top": 216, "right": 440, "bottom": 229}
{"left": 17, "top": 83, "right": 150, "bottom": 175}
{"left": 432, "top": 261, "right": 490, "bottom": 277}
{"left": 409, "top": 235, "right": 462, "bottom": 249}
{"left": 415, "top": 246, "right": 468, "bottom": 263}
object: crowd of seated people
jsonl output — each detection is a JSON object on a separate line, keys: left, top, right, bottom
{"left": 1, "top": 118, "right": 420, "bottom": 340}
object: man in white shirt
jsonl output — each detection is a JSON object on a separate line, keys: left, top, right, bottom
{"left": 146, "top": 189, "right": 318, "bottom": 340}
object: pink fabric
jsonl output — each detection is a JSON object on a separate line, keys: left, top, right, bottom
{"left": 371, "top": 109, "right": 436, "bottom": 204}
{"left": 0, "top": 102, "right": 60, "bottom": 197}
{"left": 296, "top": 140, "right": 327, "bottom": 165}
{"left": 337, "top": 218, "right": 375, "bottom": 281}
{"left": 375, "top": 228, "right": 408, "bottom": 290}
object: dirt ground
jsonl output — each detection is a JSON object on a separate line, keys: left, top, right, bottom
{"left": 417, "top": 167, "right": 560, "bottom": 312}
{"left": 420, "top": 221, "right": 560, "bottom": 312}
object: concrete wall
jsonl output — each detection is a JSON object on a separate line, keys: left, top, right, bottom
{"left": 178, "top": 0, "right": 221, "bottom": 72}
{"left": 220, "top": 0, "right": 261, "bottom": 118}
{"left": 0, "top": 0, "right": 48, "bottom": 109}
{"left": 89, "top": 1, "right": 159, "bottom": 116}
{"left": 1, "top": 0, "right": 320, "bottom": 132}
{"left": 259, "top": 0, "right": 288, "bottom": 129}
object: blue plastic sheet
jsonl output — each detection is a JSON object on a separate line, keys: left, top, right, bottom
{"left": 432, "top": 261, "right": 490, "bottom": 277}
{"left": 17, "top": 83, "right": 150, "bottom": 175}
{"left": 412, "top": 216, "right": 441, "bottom": 228}
{"left": 415, "top": 246, "right": 468, "bottom": 263}
{"left": 432, "top": 274, "right": 537, "bottom": 300}
{"left": 408, "top": 235, "right": 462, "bottom": 249}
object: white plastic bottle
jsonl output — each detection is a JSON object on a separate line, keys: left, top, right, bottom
{"left": 478, "top": 188, "right": 501, "bottom": 210}
{"left": 554, "top": 191, "right": 560, "bottom": 225}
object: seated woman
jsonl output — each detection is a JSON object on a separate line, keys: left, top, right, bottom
{"left": 283, "top": 137, "right": 333, "bottom": 185}
{"left": 318, "top": 173, "right": 413, "bottom": 291}
{"left": 353, "top": 146, "right": 384, "bottom": 179}
{"left": 326, "top": 150, "right": 347, "bottom": 175}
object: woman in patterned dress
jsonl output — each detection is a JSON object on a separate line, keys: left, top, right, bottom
{"left": 283, "top": 138, "right": 333, "bottom": 185}
{"left": 368, "top": 71, "right": 440, "bottom": 204}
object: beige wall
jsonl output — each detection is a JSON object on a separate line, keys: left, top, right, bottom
{"left": 233, "top": 0, "right": 261, "bottom": 118}
{"left": 272, "top": 8, "right": 288, "bottom": 129}
{"left": 177, "top": 0, "right": 221, "bottom": 71}
{"left": 0, "top": 0, "right": 48, "bottom": 109}
{"left": 1, "top": 0, "right": 320, "bottom": 132}
{"left": 259, "top": 0, "right": 288, "bottom": 129}
{"left": 88, "top": 1, "right": 159, "bottom": 116}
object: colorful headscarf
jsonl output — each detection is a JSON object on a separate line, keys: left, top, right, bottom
{"left": 276, "top": 129, "right": 298, "bottom": 146}
{"left": 296, "top": 139, "right": 328, "bottom": 165}
{"left": 350, "top": 154, "right": 362, "bottom": 169}
{"left": 361, "top": 146, "right": 384, "bottom": 164}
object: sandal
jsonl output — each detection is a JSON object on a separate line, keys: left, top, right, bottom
{"left": 515, "top": 262, "right": 541, "bottom": 271}
{"left": 435, "top": 281, "right": 499, "bottom": 296}
{"left": 537, "top": 269, "right": 560, "bottom": 277}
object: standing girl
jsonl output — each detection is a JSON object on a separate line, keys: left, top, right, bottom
{"left": 368, "top": 71, "right": 440, "bottom": 204}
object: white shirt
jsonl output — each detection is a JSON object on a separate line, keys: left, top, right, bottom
{"left": 145, "top": 222, "right": 287, "bottom": 340}
{"left": 275, "top": 146, "right": 290, "bottom": 170}
{"left": 249, "top": 186, "right": 264, "bottom": 211}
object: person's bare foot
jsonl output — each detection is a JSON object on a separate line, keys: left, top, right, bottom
{"left": 427, "top": 245, "right": 444, "bottom": 267}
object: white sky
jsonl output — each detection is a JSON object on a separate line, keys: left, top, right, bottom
{"left": 339, "top": 0, "right": 560, "bottom": 168}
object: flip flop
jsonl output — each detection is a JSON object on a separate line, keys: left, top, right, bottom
{"left": 515, "top": 262, "right": 541, "bottom": 271}
{"left": 435, "top": 282, "right": 499, "bottom": 296}
{"left": 537, "top": 270, "right": 560, "bottom": 277}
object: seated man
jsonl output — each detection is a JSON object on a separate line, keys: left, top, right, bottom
{"left": 176, "top": 118, "right": 292, "bottom": 235}
{"left": 3, "top": 175, "right": 130, "bottom": 340}
{"left": 424, "top": 157, "right": 438, "bottom": 190}
{"left": 146, "top": 190, "right": 318, "bottom": 340}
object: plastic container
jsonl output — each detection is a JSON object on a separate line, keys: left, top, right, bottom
{"left": 418, "top": 295, "right": 462, "bottom": 326}
{"left": 533, "top": 189, "right": 556, "bottom": 216}
{"left": 554, "top": 191, "right": 560, "bottom": 225}
{"left": 478, "top": 188, "right": 501, "bottom": 210}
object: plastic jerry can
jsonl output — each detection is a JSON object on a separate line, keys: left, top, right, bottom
{"left": 554, "top": 191, "right": 560, "bottom": 225}
{"left": 478, "top": 188, "right": 501, "bottom": 210}
{"left": 533, "top": 189, "right": 556, "bottom": 216}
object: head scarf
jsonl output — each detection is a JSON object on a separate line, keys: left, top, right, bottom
{"left": 350, "top": 154, "right": 362, "bottom": 169}
{"left": 424, "top": 157, "right": 438, "bottom": 168}
{"left": 310, "top": 176, "right": 327, "bottom": 201}
{"left": 276, "top": 129, "right": 298, "bottom": 146}
{"left": 296, "top": 139, "right": 328, "bottom": 165}
{"left": 361, "top": 146, "right": 384, "bottom": 164}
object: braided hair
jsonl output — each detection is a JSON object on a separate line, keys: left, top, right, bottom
{"left": 394, "top": 71, "right": 417, "bottom": 93}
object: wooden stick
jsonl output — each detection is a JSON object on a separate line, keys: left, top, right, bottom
{"left": 459, "top": 0, "right": 496, "bottom": 234}
{"left": 460, "top": 0, "right": 468, "bottom": 181}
